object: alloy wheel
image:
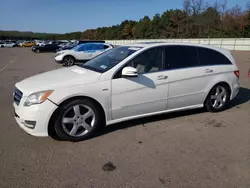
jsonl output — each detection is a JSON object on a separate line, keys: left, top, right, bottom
{"left": 64, "top": 57, "right": 74, "bottom": 66}
{"left": 61, "top": 104, "right": 95, "bottom": 137}
{"left": 210, "top": 86, "right": 227, "bottom": 109}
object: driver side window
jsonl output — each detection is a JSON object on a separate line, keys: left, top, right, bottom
{"left": 113, "top": 47, "right": 164, "bottom": 79}
{"left": 127, "top": 47, "right": 164, "bottom": 74}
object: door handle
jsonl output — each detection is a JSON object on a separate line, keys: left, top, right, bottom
{"left": 157, "top": 75, "right": 168, "bottom": 80}
{"left": 205, "top": 69, "right": 213, "bottom": 73}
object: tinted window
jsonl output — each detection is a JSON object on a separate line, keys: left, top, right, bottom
{"left": 128, "top": 47, "right": 164, "bottom": 74}
{"left": 93, "top": 44, "right": 104, "bottom": 50}
{"left": 198, "top": 47, "right": 232, "bottom": 66}
{"left": 165, "top": 46, "right": 199, "bottom": 69}
{"left": 76, "top": 44, "right": 92, "bottom": 51}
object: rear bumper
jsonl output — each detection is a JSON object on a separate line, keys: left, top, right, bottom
{"left": 230, "top": 78, "right": 240, "bottom": 100}
{"left": 230, "top": 83, "right": 240, "bottom": 100}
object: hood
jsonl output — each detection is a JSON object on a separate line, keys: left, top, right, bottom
{"left": 57, "top": 49, "right": 71, "bottom": 53}
{"left": 15, "top": 66, "right": 101, "bottom": 96}
{"left": 56, "top": 49, "right": 72, "bottom": 54}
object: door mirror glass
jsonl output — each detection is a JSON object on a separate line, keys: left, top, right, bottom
{"left": 122, "top": 66, "right": 138, "bottom": 77}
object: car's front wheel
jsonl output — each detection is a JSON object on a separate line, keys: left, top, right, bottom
{"left": 63, "top": 56, "right": 75, "bottom": 66}
{"left": 53, "top": 99, "right": 104, "bottom": 141}
{"left": 35, "top": 49, "right": 40, "bottom": 53}
{"left": 205, "top": 84, "right": 230, "bottom": 112}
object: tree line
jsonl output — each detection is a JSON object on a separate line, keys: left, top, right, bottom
{"left": 1, "top": 0, "right": 249, "bottom": 40}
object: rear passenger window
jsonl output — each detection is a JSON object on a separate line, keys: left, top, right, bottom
{"left": 93, "top": 44, "right": 103, "bottom": 50}
{"left": 165, "top": 46, "right": 199, "bottom": 69}
{"left": 198, "top": 47, "right": 232, "bottom": 66}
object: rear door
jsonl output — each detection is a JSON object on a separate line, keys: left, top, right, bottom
{"left": 91, "top": 44, "right": 104, "bottom": 57}
{"left": 5, "top": 42, "right": 12, "bottom": 47}
{"left": 165, "top": 45, "right": 214, "bottom": 110}
{"left": 197, "top": 47, "right": 234, "bottom": 74}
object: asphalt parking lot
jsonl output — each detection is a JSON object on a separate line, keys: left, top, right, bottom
{"left": 0, "top": 48, "right": 250, "bottom": 188}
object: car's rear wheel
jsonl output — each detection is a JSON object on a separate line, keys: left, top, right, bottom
{"left": 53, "top": 99, "right": 103, "bottom": 141}
{"left": 205, "top": 84, "right": 230, "bottom": 112}
{"left": 35, "top": 49, "right": 40, "bottom": 53}
{"left": 63, "top": 56, "right": 75, "bottom": 66}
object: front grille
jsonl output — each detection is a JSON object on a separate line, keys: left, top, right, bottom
{"left": 14, "top": 87, "right": 23, "bottom": 105}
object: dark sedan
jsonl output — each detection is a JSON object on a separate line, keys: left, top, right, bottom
{"left": 31, "top": 44, "right": 59, "bottom": 53}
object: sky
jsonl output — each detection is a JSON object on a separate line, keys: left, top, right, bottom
{"left": 0, "top": 0, "right": 248, "bottom": 33}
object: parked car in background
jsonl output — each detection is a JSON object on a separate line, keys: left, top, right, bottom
{"left": 13, "top": 43, "right": 240, "bottom": 141}
{"left": 0, "top": 41, "right": 15, "bottom": 47}
{"left": 36, "top": 41, "right": 46, "bottom": 46}
{"left": 78, "top": 40, "right": 105, "bottom": 45}
{"left": 20, "top": 41, "right": 36, "bottom": 47}
{"left": 54, "top": 43, "right": 113, "bottom": 66}
{"left": 31, "top": 44, "right": 60, "bottom": 53}
{"left": 13, "top": 41, "right": 21, "bottom": 47}
{"left": 17, "top": 41, "right": 26, "bottom": 47}
{"left": 56, "top": 40, "right": 106, "bottom": 52}
{"left": 56, "top": 42, "right": 77, "bottom": 52}
{"left": 0, "top": 41, "right": 5, "bottom": 47}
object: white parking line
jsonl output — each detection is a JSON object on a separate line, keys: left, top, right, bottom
{"left": 0, "top": 58, "right": 15, "bottom": 74}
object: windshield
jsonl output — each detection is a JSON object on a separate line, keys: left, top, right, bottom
{"left": 78, "top": 46, "right": 142, "bottom": 73}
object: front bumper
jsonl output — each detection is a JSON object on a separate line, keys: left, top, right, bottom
{"left": 55, "top": 55, "right": 64, "bottom": 64}
{"left": 13, "top": 99, "right": 58, "bottom": 137}
{"left": 55, "top": 59, "right": 63, "bottom": 64}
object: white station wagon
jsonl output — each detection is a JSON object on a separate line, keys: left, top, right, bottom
{"left": 13, "top": 43, "right": 240, "bottom": 141}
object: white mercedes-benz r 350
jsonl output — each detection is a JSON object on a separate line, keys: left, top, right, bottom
{"left": 13, "top": 43, "right": 240, "bottom": 141}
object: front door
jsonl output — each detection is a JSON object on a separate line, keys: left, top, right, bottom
{"left": 111, "top": 47, "right": 169, "bottom": 120}
{"left": 75, "top": 44, "right": 93, "bottom": 60}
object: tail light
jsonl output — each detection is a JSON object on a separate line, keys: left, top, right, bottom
{"left": 234, "top": 70, "right": 240, "bottom": 78}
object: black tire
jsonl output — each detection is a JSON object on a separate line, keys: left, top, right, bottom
{"left": 0, "top": 45, "right": 3, "bottom": 48}
{"left": 63, "top": 56, "right": 75, "bottom": 66}
{"left": 53, "top": 99, "right": 104, "bottom": 141}
{"left": 205, "top": 83, "right": 230, "bottom": 112}
{"left": 35, "top": 49, "right": 40, "bottom": 53}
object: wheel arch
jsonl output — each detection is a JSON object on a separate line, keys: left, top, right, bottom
{"left": 63, "top": 54, "right": 76, "bottom": 60}
{"left": 204, "top": 81, "right": 232, "bottom": 104}
{"left": 48, "top": 95, "right": 106, "bottom": 136}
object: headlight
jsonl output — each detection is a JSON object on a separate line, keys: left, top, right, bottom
{"left": 24, "top": 90, "right": 53, "bottom": 106}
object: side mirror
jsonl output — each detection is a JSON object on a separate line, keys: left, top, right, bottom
{"left": 122, "top": 66, "right": 138, "bottom": 77}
